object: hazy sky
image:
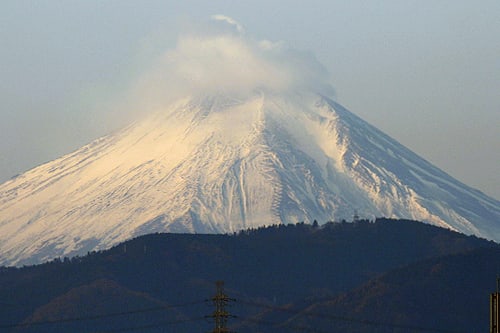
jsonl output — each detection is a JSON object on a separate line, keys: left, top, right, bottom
{"left": 1, "top": 1, "right": 499, "bottom": 199}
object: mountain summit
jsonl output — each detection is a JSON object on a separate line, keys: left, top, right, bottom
{"left": 1, "top": 91, "right": 499, "bottom": 266}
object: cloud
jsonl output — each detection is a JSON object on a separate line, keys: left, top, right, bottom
{"left": 129, "top": 15, "right": 334, "bottom": 112}
{"left": 210, "top": 14, "right": 245, "bottom": 34}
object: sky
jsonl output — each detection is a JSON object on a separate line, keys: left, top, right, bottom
{"left": 0, "top": 0, "right": 499, "bottom": 199}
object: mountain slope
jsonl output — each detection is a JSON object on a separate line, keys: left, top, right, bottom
{"left": 278, "top": 246, "right": 500, "bottom": 333}
{"left": 0, "top": 220, "right": 496, "bottom": 332}
{"left": 0, "top": 91, "right": 498, "bottom": 265}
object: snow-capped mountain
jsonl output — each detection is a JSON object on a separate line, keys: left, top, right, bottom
{"left": 1, "top": 91, "right": 499, "bottom": 266}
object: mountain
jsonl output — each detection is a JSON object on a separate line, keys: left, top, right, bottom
{"left": 275, "top": 246, "right": 500, "bottom": 333}
{"left": 0, "top": 91, "right": 499, "bottom": 265}
{"left": 0, "top": 219, "right": 497, "bottom": 332}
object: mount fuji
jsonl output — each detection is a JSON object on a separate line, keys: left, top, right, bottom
{"left": 0, "top": 91, "right": 499, "bottom": 266}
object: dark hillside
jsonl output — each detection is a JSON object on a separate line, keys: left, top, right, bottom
{"left": 0, "top": 218, "right": 496, "bottom": 332}
{"left": 279, "top": 246, "right": 500, "bottom": 333}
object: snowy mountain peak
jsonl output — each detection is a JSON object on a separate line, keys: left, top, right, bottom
{"left": 0, "top": 91, "right": 499, "bottom": 266}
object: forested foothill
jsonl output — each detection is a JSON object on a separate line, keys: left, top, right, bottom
{"left": 0, "top": 218, "right": 498, "bottom": 332}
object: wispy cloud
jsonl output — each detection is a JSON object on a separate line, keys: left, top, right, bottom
{"left": 211, "top": 14, "right": 245, "bottom": 34}
{"left": 129, "top": 15, "right": 334, "bottom": 111}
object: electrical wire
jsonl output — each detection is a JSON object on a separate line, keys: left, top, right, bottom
{"left": 0, "top": 300, "right": 204, "bottom": 330}
{"left": 96, "top": 317, "right": 207, "bottom": 333}
{"left": 237, "top": 299, "right": 468, "bottom": 333}
{"left": 235, "top": 316, "right": 329, "bottom": 333}
{"left": 0, "top": 296, "right": 475, "bottom": 333}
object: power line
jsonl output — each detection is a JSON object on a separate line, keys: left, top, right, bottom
{"left": 235, "top": 316, "right": 329, "bottom": 333}
{"left": 0, "top": 300, "right": 204, "bottom": 330}
{"left": 238, "top": 299, "right": 468, "bottom": 333}
{"left": 96, "top": 317, "right": 207, "bottom": 333}
{"left": 0, "top": 301, "right": 16, "bottom": 307}
{"left": 0, "top": 293, "right": 473, "bottom": 333}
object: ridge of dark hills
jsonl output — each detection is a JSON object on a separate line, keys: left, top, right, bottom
{"left": 277, "top": 246, "right": 500, "bottom": 333}
{"left": 0, "top": 218, "right": 497, "bottom": 333}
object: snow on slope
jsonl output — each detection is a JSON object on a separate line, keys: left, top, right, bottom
{"left": 0, "top": 91, "right": 498, "bottom": 266}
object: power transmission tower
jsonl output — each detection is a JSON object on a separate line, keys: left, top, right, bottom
{"left": 207, "top": 280, "right": 236, "bottom": 333}
{"left": 352, "top": 209, "right": 360, "bottom": 222}
{"left": 491, "top": 277, "right": 500, "bottom": 333}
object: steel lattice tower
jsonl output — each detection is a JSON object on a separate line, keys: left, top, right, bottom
{"left": 208, "top": 281, "right": 235, "bottom": 333}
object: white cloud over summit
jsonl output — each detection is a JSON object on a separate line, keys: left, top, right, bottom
{"left": 133, "top": 15, "right": 334, "bottom": 107}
